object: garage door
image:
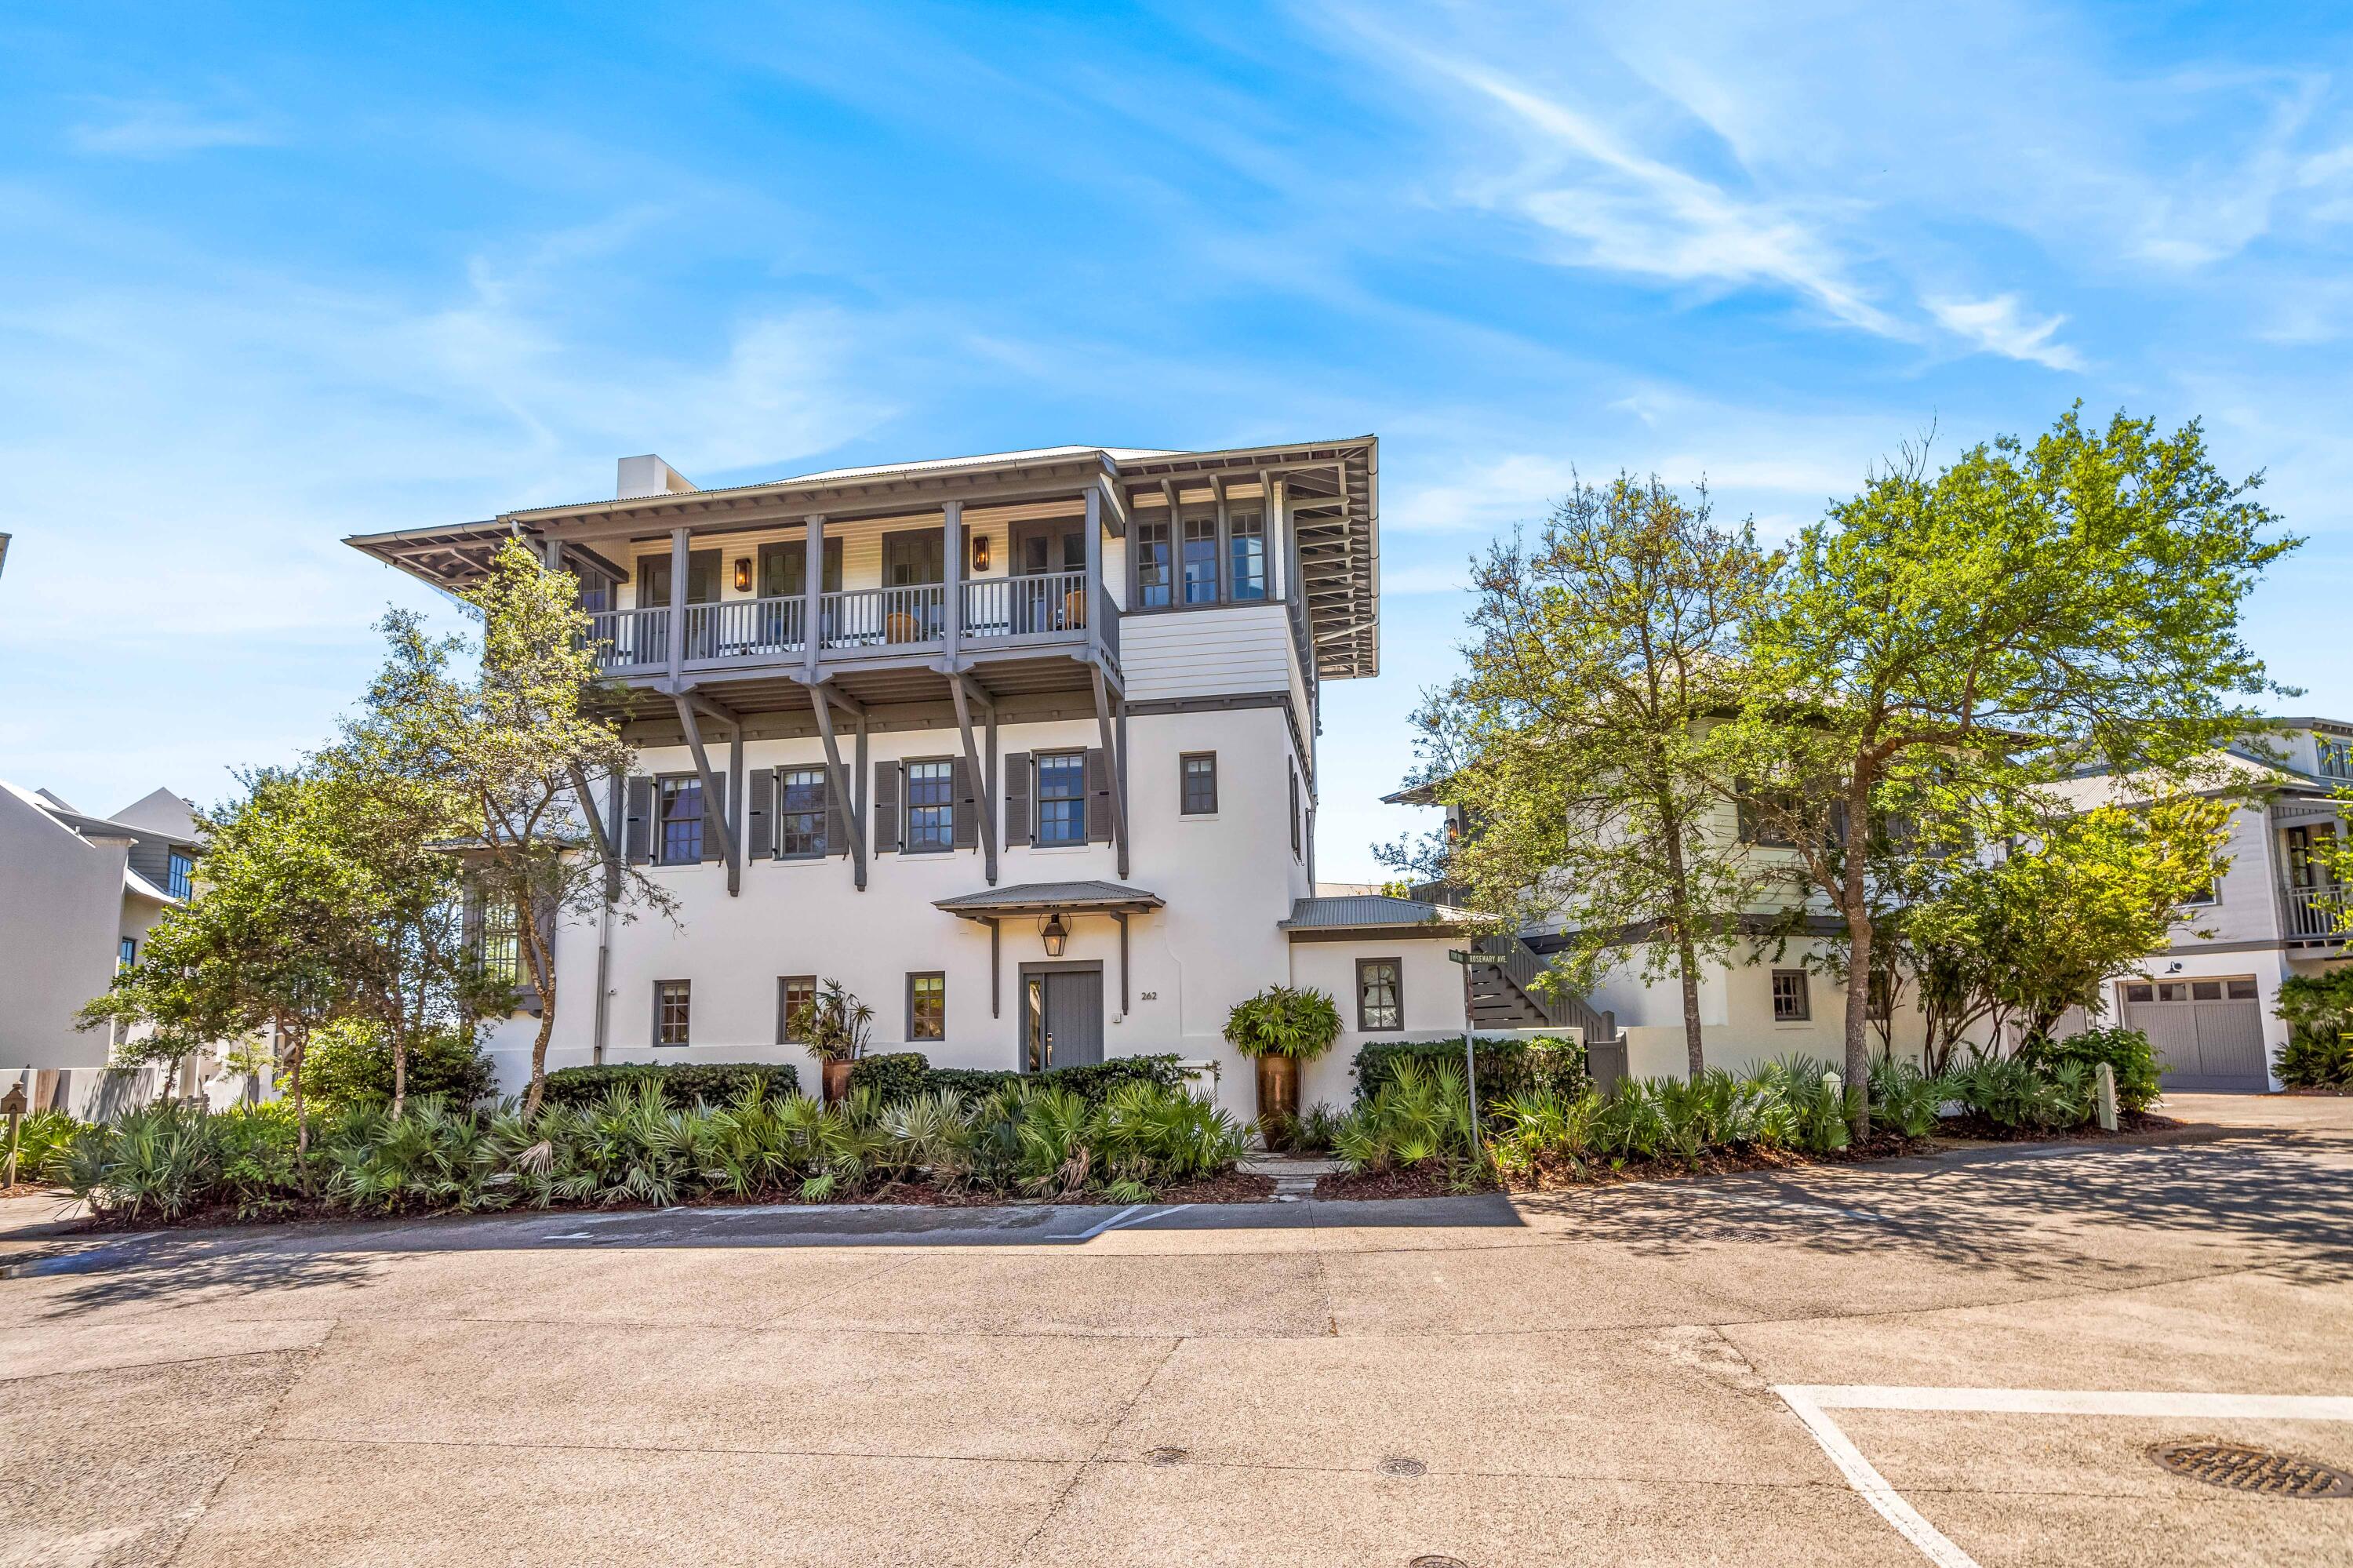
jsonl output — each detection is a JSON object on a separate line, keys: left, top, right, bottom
{"left": 2118, "top": 977, "right": 2270, "bottom": 1091}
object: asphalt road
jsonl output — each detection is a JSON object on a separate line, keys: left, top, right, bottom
{"left": 2, "top": 1093, "right": 2349, "bottom": 1567}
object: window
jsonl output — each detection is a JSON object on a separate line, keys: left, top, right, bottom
{"left": 1357, "top": 959, "right": 1403, "bottom": 1031}
{"left": 777, "top": 767, "right": 828, "bottom": 857}
{"left": 118, "top": 937, "right": 136, "bottom": 971}
{"left": 2123, "top": 982, "right": 2155, "bottom": 1003}
{"left": 1181, "top": 513, "right": 1219, "bottom": 604}
{"left": 658, "top": 777, "right": 704, "bottom": 864}
{"left": 2178, "top": 871, "right": 2219, "bottom": 907}
{"left": 1228, "top": 509, "right": 1266, "bottom": 601}
{"left": 166, "top": 850, "right": 193, "bottom": 900}
{"left": 2190, "top": 980, "right": 2223, "bottom": 1002}
{"left": 1035, "top": 752, "right": 1086, "bottom": 846}
{"left": 2158, "top": 981, "right": 2189, "bottom": 1002}
{"left": 1771, "top": 970, "right": 1810, "bottom": 1022}
{"left": 480, "top": 897, "right": 521, "bottom": 984}
{"left": 1865, "top": 970, "right": 1893, "bottom": 1024}
{"left": 904, "top": 761, "right": 954, "bottom": 853}
{"left": 777, "top": 975, "right": 816, "bottom": 1043}
{"left": 1180, "top": 753, "right": 1218, "bottom": 816}
{"left": 2318, "top": 733, "right": 2352, "bottom": 781}
{"left": 2227, "top": 977, "right": 2259, "bottom": 1001}
{"left": 1135, "top": 519, "right": 1172, "bottom": 608}
{"left": 907, "top": 972, "right": 946, "bottom": 1041}
{"left": 1288, "top": 765, "right": 1301, "bottom": 856}
{"left": 655, "top": 980, "right": 691, "bottom": 1046}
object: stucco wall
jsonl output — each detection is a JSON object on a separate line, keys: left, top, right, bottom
{"left": 0, "top": 790, "right": 132, "bottom": 1100}
{"left": 1285, "top": 937, "right": 1469, "bottom": 1110}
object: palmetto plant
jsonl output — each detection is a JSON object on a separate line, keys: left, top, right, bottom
{"left": 1332, "top": 1059, "right": 1475, "bottom": 1174}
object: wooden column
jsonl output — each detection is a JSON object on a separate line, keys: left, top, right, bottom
{"left": 941, "top": 500, "right": 962, "bottom": 663}
{"left": 802, "top": 514, "right": 826, "bottom": 681}
{"left": 666, "top": 526, "right": 689, "bottom": 680}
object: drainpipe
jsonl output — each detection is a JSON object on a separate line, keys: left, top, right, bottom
{"left": 591, "top": 894, "right": 614, "bottom": 1066}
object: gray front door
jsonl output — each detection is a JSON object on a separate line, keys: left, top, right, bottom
{"left": 1026, "top": 967, "right": 1104, "bottom": 1071}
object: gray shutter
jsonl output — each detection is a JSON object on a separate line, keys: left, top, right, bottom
{"left": 1004, "top": 752, "right": 1031, "bottom": 847}
{"left": 624, "top": 777, "right": 653, "bottom": 864}
{"left": 874, "top": 761, "right": 902, "bottom": 854}
{"left": 1289, "top": 766, "right": 1300, "bottom": 853}
{"left": 747, "top": 767, "right": 775, "bottom": 860}
{"left": 825, "top": 769, "right": 850, "bottom": 857}
{"left": 1086, "top": 748, "right": 1112, "bottom": 843}
{"left": 701, "top": 775, "right": 727, "bottom": 863}
{"left": 952, "top": 757, "right": 978, "bottom": 850}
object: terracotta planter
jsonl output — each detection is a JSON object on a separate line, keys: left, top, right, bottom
{"left": 1255, "top": 1054, "right": 1300, "bottom": 1126}
{"left": 821, "top": 1059, "right": 853, "bottom": 1104}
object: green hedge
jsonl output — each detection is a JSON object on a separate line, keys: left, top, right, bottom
{"left": 1352, "top": 1035, "right": 1587, "bottom": 1105}
{"left": 848, "top": 1051, "right": 1186, "bottom": 1107}
{"left": 540, "top": 1061, "right": 800, "bottom": 1109}
{"left": 2015, "top": 1028, "right": 2162, "bottom": 1113}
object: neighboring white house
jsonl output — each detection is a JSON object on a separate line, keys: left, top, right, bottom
{"left": 347, "top": 438, "right": 1510, "bottom": 1119}
{"left": 2049, "top": 719, "right": 2352, "bottom": 1093}
{"left": 0, "top": 780, "right": 208, "bottom": 1116}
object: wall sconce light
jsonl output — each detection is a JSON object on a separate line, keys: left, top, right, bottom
{"left": 971, "top": 532, "right": 991, "bottom": 573}
{"left": 733, "top": 558, "right": 753, "bottom": 593}
{"left": 1040, "top": 913, "right": 1068, "bottom": 958}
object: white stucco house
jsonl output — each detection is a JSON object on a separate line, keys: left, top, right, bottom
{"left": 349, "top": 438, "right": 1550, "bottom": 1119}
{"left": 0, "top": 780, "right": 207, "bottom": 1115}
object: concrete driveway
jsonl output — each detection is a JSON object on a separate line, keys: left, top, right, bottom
{"left": 4, "top": 1096, "right": 2351, "bottom": 1567}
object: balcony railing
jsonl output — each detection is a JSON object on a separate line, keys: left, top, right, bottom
{"left": 685, "top": 596, "right": 806, "bottom": 661}
{"left": 961, "top": 570, "right": 1087, "bottom": 639}
{"left": 588, "top": 606, "right": 669, "bottom": 670}
{"left": 2283, "top": 883, "right": 2350, "bottom": 940}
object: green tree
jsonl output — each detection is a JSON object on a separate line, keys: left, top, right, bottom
{"left": 1386, "top": 475, "right": 1776, "bottom": 1078}
{"left": 364, "top": 540, "right": 671, "bottom": 1113}
{"left": 1728, "top": 407, "right": 2295, "bottom": 1131}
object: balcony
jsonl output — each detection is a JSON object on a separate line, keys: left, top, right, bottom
{"left": 587, "top": 570, "right": 1119, "bottom": 703}
{"left": 2282, "top": 883, "right": 2349, "bottom": 946}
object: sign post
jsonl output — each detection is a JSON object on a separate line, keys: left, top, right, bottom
{"left": 2, "top": 1082, "right": 26, "bottom": 1188}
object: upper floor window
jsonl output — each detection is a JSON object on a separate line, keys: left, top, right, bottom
{"left": 1229, "top": 509, "right": 1267, "bottom": 601}
{"left": 118, "top": 937, "right": 136, "bottom": 971}
{"left": 658, "top": 777, "right": 704, "bottom": 864}
{"left": 480, "top": 897, "right": 522, "bottom": 983}
{"left": 2319, "top": 733, "right": 2353, "bottom": 780}
{"left": 166, "top": 850, "right": 193, "bottom": 900}
{"left": 1181, "top": 514, "right": 1219, "bottom": 604}
{"left": 2287, "top": 824, "right": 2339, "bottom": 889}
{"left": 1357, "top": 958, "right": 1402, "bottom": 1031}
{"left": 1035, "top": 752, "right": 1086, "bottom": 846}
{"left": 778, "top": 766, "right": 828, "bottom": 857}
{"left": 655, "top": 979, "right": 691, "bottom": 1046}
{"left": 1180, "top": 753, "right": 1218, "bottom": 816}
{"left": 905, "top": 761, "right": 954, "bottom": 853}
{"left": 1135, "top": 520, "right": 1172, "bottom": 608}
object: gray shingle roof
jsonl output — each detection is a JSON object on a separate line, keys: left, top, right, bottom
{"left": 1281, "top": 895, "right": 1472, "bottom": 932}
{"left": 933, "top": 880, "right": 1165, "bottom": 916}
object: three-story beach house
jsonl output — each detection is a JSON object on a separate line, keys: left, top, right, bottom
{"left": 350, "top": 437, "right": 1488, "bottom": 1112}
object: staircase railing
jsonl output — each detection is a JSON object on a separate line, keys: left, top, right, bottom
{"left": 1470, "top": 933, "right": 1620, "bottom": 1042}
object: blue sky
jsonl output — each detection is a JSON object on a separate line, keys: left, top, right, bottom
{"left": 3, "top": 2, "right": 2348, "bottom": 877}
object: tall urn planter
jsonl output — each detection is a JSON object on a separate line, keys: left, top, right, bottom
{"left": 821, "top": 1060, "right": 854, "bottom": 1104}
{"left": 1224, "top": 985, "right": 1342, "bottom": 1145}
{"left": 791, "top": 979, "right": 875, "bottom": 1106}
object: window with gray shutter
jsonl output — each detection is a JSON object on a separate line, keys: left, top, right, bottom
{"left": 905, "top": 761, "right": 954, "bottom": 853}
{"left": 1288, "top": 766, "right": 1300, "bottom": 856}
{"left": 779, "top": 767, "right": 829, "bottom": 857}
{"left": 700, "top": 775, "right": 727, "bottom": 863}
{"left": 1035, "top": 752, "right": 1086, "bottom": 846}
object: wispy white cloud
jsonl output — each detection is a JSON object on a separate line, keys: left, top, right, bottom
{"left": 1926, "top": 293, "right": 2085, "bottom": 371}
{"left": 67, "top": 100, "right": 276, "bottom": 158}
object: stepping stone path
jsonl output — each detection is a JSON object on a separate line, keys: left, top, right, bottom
{"left": 1238, "top": 1154, "right": 1344, "bottom": 1201}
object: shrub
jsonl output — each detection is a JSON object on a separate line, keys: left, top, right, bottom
{"left": 1354, "top": 1035, "right": 1587, "bottom": 1105}
{"left": 1946, "top": 1051, "right": 2093, "bottom": 1130}
{"left": 2017, "top": 1028, "right": 2162, "bottom": 1113}
{"left": 540, "top": 1061, "right": 800, "bottom": 1110}
{"left": 1867, "top": 1057, "right": 1947, "bottom": 1140}
{"left": 848, "top": 1051, "right": 931, "bottom": 1105}
{"left": 1224, "top": 986, "right": 1342, "bottom": 1060}
{"left": 9, "top": 1110, "right": 83, "bottom": 1183}
{"left": 1332, "top": 1059, "right": 1478, "bottom": 1174}
{"left": 2277, "top": 970, "right": 2353, "bottom": 1088}
{"left": 2280, "top": 1031, "right": 2353, "bottom": 1090}
{"left": 302, "top": 1020, "right": 498, "bottom": 1112}
{"left": 860, "top": 1053, "right": 1186, "bottom": 1108}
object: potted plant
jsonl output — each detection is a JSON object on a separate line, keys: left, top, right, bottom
{"left": 791, "top": 979, "right": 874, "bottom": 1102}
{"left": 1223, "top": 984, "right": 1341, "bottom": 1137}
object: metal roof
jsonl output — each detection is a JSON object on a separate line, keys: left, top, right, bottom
{"left": 934, "top": 880, "right": 1166, "bottom": 919}
{"left": 1281, "top": 894, "right": 1473, "bottom": 932}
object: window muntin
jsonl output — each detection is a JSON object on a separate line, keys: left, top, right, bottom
{"left": 1135, "top": 520, "right": 1172, "bottom": 608}
{"left": 1180, "top": 753, "right": 1217, "bottom": 816}
{"left": 904, "top": 761, "right": 954, "bottom": 853}
{"left": 166, "top": 850, "right": 193, "bottom": 900}
{"left": 908, "top": 972, "right": 946, "bottom": 1041}
{"left": 480, "top": 897, "right": 521, "bottom": 984}
{"left": 1228, "top": 509, "right": 1266, "bottom": 600}
{"left": 1771, "top": 970, "right": 1809, "bottom": 1022}
{"left": 655, "top": 980, "right": 691, "bottom": 1046}
{"left": 118, "top": 937, "right": 136, "bottom": 971}
{"left": 778, "top": 767, "right": 827, "bottom": 857}
{"left": 1034, "top": 753, "right": 1086, "bottom": 846}
{"left": 657, "top": 777, "right": 704, "bottom": 864}
{"left": 778, "top": 975, "right": 816, "bottom": 1043}
{"left": 1180, "top": 514, "right": 1218, "bottom": 604}
{"left": 1357, "top": 959, "right": 1402, "bottom": 1031}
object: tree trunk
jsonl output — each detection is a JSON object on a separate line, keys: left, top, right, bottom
{"left": 520, "top": 911, "right": 557, "bottom": 1118}
{"left": 1657, "top": 795, "right": 1707, "bottom": 1080}
{"left": 1842, "top": 776, "right": 1875, "bottom": 1137}
{"left": 390, "top": 1019, "right": 408, "bottom": 1120}
{"left": 285, "top": 1020, "right": 311, "bottom": 1193}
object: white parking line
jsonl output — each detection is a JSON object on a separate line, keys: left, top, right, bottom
{"left": 1773, "top": 1384, "right": 2353, "bottom": 1568}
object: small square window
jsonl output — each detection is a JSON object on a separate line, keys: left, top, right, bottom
{"left": 2225, "top": 977, "right": 2259, "bottom": 1001}
{"left": 2124, "top": 982, "right": 2155, "bottom": 1003}
{"left": 2191, "top": 980, "right": 2223, "bottom": 1002}
{"left": 1180, "top": 753, "right": 1218, "bottom": 816}
{"left": 1771, "top": 970, "right": 1809, "bottom": 1022}
{"left": 1357, "top": 958, "right": 1402, "bottom": 1031}
{"left": 905, "top": 761, "right": 954, "bottom": 853}
{"left": 778, "top": 975, "right": 816, "bottom": 1043}
{"left": 1035, "top": 753, "right": 1086, "bottom": 846}
{"left": 908, "top": 972, "right": 946, "bottom": 1041}
{"left": 654, "top": 979, "right": 691, "bottom": 1046}
{"left": 2158, "top": 981, "right": 2189, "bottom": 1002}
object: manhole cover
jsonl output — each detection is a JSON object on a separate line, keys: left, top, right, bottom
{"left": 1408, "top": 1557, "right": 1469, "bottom": 1568}
{"left": 1144, "top": 1446, "right": 1187, "bottom": 1466}
{"left": 1379, "top": 1457, "right": 1427, "bottom": 1478}
{"left": 2150, "top": 1442, "right": 2353, "bottom": 1498}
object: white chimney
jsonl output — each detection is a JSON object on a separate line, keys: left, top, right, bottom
{"left": 616, "top": 455, "right": 699, "bottom": 500}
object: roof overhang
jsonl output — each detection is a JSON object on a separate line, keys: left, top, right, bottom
{"left": 933, "top": 880, "right": 1166, "bottom": 922}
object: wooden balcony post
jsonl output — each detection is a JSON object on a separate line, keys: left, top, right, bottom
{"left": 1083, "top": 485, "right": 1104, "bottom": 665}
{"left": 942, "top": 500, "right": 962, "bottom": 664}
{"left": 802, "top": 515, "right": 826, "bottom": 681}
{"left": 667, "top": 526, "right": 689, "bottom": 680}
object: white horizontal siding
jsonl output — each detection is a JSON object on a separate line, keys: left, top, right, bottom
{"left": 1120, "top": 604, "right": 1292, "bottom": 701}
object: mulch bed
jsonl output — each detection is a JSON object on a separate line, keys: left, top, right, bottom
{"left": 1315, "top": 1164, "right": 1500, "bottom": 1201}
{"left": 1933, "top": 1110, "right": 2187, "bottom": 1142}
{"left": 0, "top": 1182, "right": 60, "bottom": 1202}
{"left": 1491, "top": 1131, "right": 1931, "bottom": 1193}
{"left": 2282, "top": 1086, "right": 2353, "bottom": 1097}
